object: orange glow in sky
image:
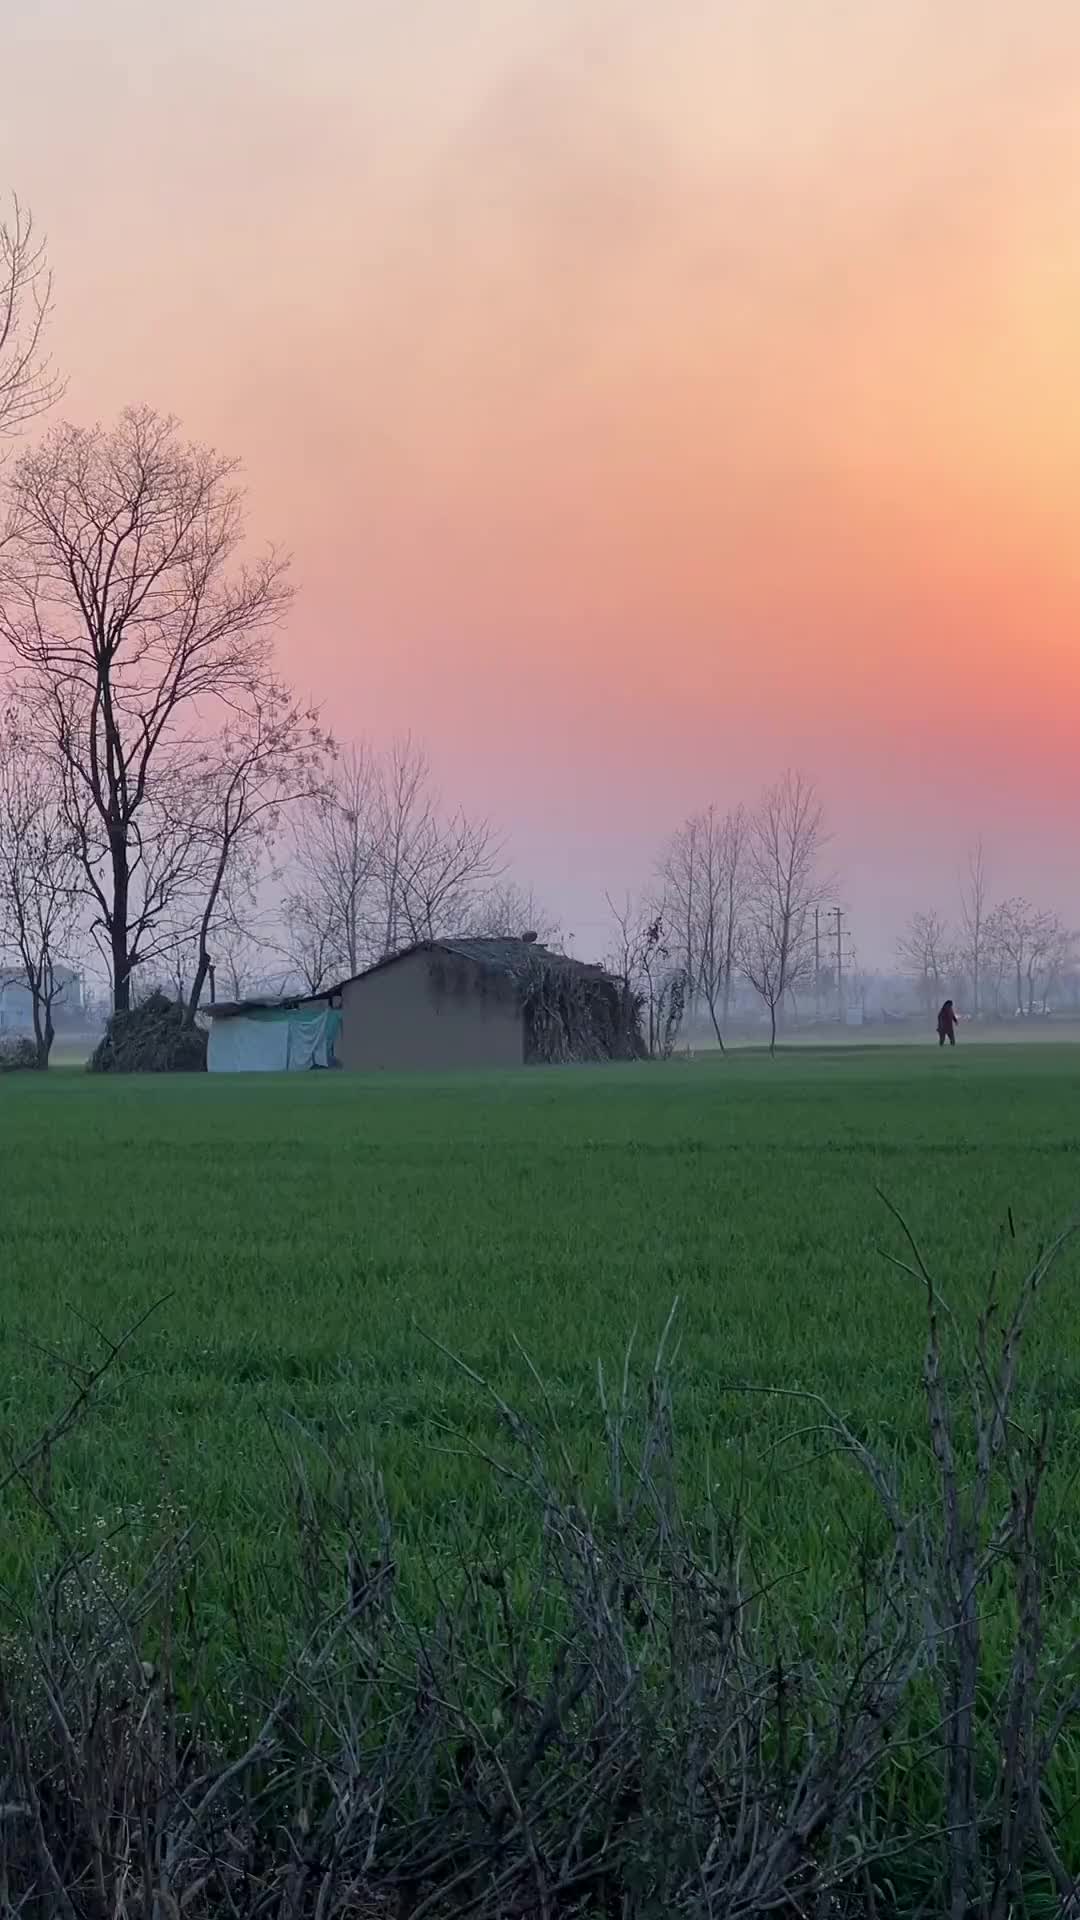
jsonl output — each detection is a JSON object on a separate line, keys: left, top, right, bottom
{"left": 4, "top": 1, "right": 1080, "bottom": 956}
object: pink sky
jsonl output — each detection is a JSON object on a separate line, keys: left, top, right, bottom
{"left": 5, "top": 1, "right": 1080, "bottom": 963}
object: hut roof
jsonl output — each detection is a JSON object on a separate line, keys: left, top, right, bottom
{"left": 208, "top": 990, "right": 334, "bottom": 1020}
{"left": 340, "top": 938, "right": 611, "bottom": 992}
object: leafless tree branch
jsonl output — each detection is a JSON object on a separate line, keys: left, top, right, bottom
{"left": 0, "top": 195, "right": 62, "bottom": 446}
{"left": 0, "top": 702, "right": 82, "bottom": 1064}
{"left": 739, "top": 770, "right": 829, "bottom": 1054}
{"left": 0, "top": 407, "right": 294, "bottom": 1009}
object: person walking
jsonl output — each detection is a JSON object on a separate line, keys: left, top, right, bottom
{"left": 937, "top": 998, "right": 958, "bottom": 1047}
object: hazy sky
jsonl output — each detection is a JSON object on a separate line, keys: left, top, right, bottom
{"left": 5, "top": 1, "right": 1080, "bottom": 963}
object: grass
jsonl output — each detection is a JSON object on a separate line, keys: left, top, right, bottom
{"left": 4, "top": 1045, "right": 1080, "bottom": 1639}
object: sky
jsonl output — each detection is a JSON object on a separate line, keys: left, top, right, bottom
{"left": 4, "top": 0, "right": 1080, "bottom": 965}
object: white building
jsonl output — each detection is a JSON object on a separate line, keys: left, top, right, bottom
{"left": 0, "top": 965, "right": 84, "bottom": 1030}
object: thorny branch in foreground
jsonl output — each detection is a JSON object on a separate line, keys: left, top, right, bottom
{"left": 0, "top": 1210, "right": 1079, "bottom": 1915}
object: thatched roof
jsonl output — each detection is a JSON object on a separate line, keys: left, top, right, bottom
{"left": 342, "top": 938, "right": 611, "bottom": 992}
{"left": 344, "top": 937, "right": 639, "bottom": 1065}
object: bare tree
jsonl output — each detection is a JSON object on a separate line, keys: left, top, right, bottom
{"left": 398, "top": 810, "right": 502, "bottom": 943}
{"left": 980, "top": 905, "right": 1010, "bottom": 1017}
{"left": 662, "top": 804, "right": 750, "bottom": 1048}
{"left": 374, "top": 735, "right": 431, "bottom": 956}
{"left": 459, "top": 879, "right": 560, "bottom": 944}
{"left": 740, "top": 772, "right": 828, "bottom": 1054}
{"left": 606, "top": 893, "right": 686, "bottom": 1058}
{"left": 1033, "top": 915, "right": 1076, "bottom": 1013}
{"left": 281, "top": 885, "right": 341, "bottom": 995}
{"left": 369, "top": 736, "right": 501, "bottom": 952}
{"left": 185, "top": 679, "right": 330, "bottom": 1018}
{"left": 991, "top": 899, "right": 1075, "bottom": 1017}
{"left": 715, "top": 805, "right": 750, "bottom": 1032}
{"left": 0, "top": 407, "right": 292, "bottom": 1009}
{"left": 0, "top": 707, "right": 81, "bottom": 1065}
{"left": 738, "top": 912, "right": 794, "bottom": 1056}
{"left": 658, "top": 813, "right": 701, "bottom": 1009}
{"left": 0, "top": 196, "right": 61, "bottom": 445}
{"left": 896, "top": 909, "right": 953, "bottom": 1017}
{"left": 286, "top": 744, "right": 379, "bottom": 981}
{"left": 959, "top": 840, "right": 988, "bottom": 1018}
{"left": 283, "top": 738, "right": 503, "bottom": 983}
{"left": 988, "top": 898, "right": 1058, "bottom": 1017}
{"left": 209, "top": 876, "right": 283, "bottom": 1002}
{"left": 395, "top": 820, "right": 501, "bottom": 947}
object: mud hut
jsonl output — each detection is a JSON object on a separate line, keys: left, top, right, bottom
{"left": 336, "top": 937, "right": 642, "bottom": 1071}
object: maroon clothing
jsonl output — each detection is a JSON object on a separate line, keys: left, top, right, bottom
{"left": 937, "top": 1001, "right": 957, "bottom": 1045}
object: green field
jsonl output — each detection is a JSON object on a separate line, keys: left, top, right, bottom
{"left": 3, "top": 1047, "right": 1080, "bottom": 1640}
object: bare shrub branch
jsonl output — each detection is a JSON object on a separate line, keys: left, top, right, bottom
{"left": 0, "top": 1212, "right": 1078, "bottom": 1914}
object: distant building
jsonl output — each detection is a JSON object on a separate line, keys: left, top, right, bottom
{"left": 0, "top": 965, "right": 84, "bottom": 1030}
{"left": 335, "top": 938, "right": 638, "bottom": 1071}
{"left": 204, "top": 938, "right": 640, "bottom": 1073}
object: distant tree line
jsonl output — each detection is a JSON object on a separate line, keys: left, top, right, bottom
{"left": 896, "top": 844, "right": 1078, "bottom": 1020}
{"left": 612, "top": 769, "right": 832, "bottom": 1056}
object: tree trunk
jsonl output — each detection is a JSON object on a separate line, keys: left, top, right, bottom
{"left": 707, "top": 994, "right": 726, "bottom": 1053}
{"left": 31, "top": 996, "right": 53, "bottom": 1069}
{"left": 188, "top": 834, "right": 232, "bottom": 1023}
{"left": 769, "top": 1002, "right": 777, "bottom": 1057}
{"left": 110, "top": 835, "right": 132, "bottom": 1012}
{"left": 35, "top": 1017, "right": 53, "bottom": 1070}
{"left": 188, "top": 950, "right": 211, "bottom": 1020}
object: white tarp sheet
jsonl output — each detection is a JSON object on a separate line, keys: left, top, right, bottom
{"left": 286, "top": 1009, "right": 336, "bottom": 1070}
{"left": 208, "top": 1015, "right": 291, "bottom": 1073}
{"left": 207, "top": 1006, "right": 339, "bottom": 1073}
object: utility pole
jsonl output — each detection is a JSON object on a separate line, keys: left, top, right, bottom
{"left": 814, "top": 907, "right": 821, "bottom": 1021}
{"left": 832, "top": 906, "right": 844, "bottom": 1023}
